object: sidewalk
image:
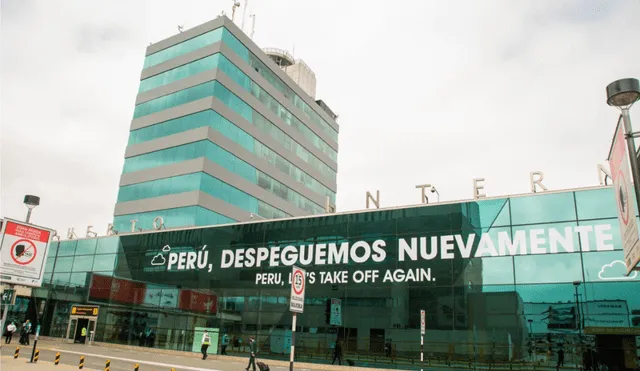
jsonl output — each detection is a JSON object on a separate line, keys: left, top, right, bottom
{"left": 0, "top": 356, "right": 98, "bottom": 371}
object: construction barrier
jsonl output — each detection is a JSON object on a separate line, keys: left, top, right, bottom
{"left": 79, "top": 356, "right": 85, "bottom": 370}
{"left": 133, "top": 364, "right": 139, "bottom": 371}
{"left": 105, "top": 359, "right": 110, "bottom": 371}
{"left": 13, "top": 347, "right": 19, "bottom": 359}
{"left": 55, "top": 352, "right": 61, "bottom": 365}
{"left": 34, "top": 350, "right": 39, "bottom": 363}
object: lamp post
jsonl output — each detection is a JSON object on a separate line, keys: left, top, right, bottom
{"left": 605, "top": 78, "right": 640, "bottom": 215}
{"left": 527, "top": 319, "right": 533, "bottom": 361}
{"left": 430, "top": 186, "right": 440, "bottom": 203}
{"left": 23, "top": 195, "right": 40, "bottom": 224}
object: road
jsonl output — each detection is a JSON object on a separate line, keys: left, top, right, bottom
{"left": 4, "top": 343, "right": 302, "bottom": 371}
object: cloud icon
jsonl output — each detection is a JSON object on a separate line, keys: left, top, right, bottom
{"left": 151, "top": 254, "right": 166, "bottom": 266}
{"left": 598, "top": 260, "right": 638, "bottom": 280}
{"left": 162, "top": 245, "right": 171, "bottom": 252}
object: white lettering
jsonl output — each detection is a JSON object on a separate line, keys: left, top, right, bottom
{"left": 549, "top": 227, "right": 574, "bottom": 253}
{"left": 498, "top": 230, "right": 527, "bottom": 256}
{"left": 440, "top": 235, "right": 455, "bottom": 259}
{"left": 398, "top": 238, "right": 417, "bottom": 262}
{"left": 529, "top": 229, "right": 546, "bottom": 254}
{"left": 281, "top": 246, "right": 298, "bottom": 266}
{"left": 455, "top": 234, "right": 475, "bottom": 258}
{"left": 244, "top": 248, "right": 256, "bottom": 268}
{"left": 221, "top": 250, "right": 234, "bottom": 268}
{"left": 350, "top": 241, "right": 371, "bottom": 263}
{"left": 168, "top": 253, "right": 179, "bottom": 270}
{"left": 476, "top": 233, "right": 498, "bottom": 257}
{"left": 595, "top": 224, "right": 614, "bottom": 251}
{"left": 177, "top": 253, "right": 187, "bottom": 270}
{"left": 575, "top": 225, "right": 593, "bottom": 251}
{"left": 269, "top": 246, "right": 281, "bottom": 267}
{"left": 421, "top": 237, "right": 437, "bottom": 260}
{"left": 328, "top": 242, "right": 349, "bottom": 264}
{"left": 316, "top": 243, "right": 327, "bottom": 265}
{"left": 371, "top": 240, "right": 386, "bottom": 262}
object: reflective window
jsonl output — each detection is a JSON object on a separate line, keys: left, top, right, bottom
{"left": 134, "top": 75, "right": 338, "bottom": 163}
{"left": 113, "top": 206, "right": 235, "bottom": 233}
{"left": 510, "top": 192, "right": 576, "bottom": 225}
{"left": 143, "top": 27, "right": 248, "bottom": 69}
{"left": 117, "top": 172, "right": 290, "bottom": 220}
{"left": 129, "top": 110, "right": 337, "bottom": 182}
{"left": 122, "top": 141, "right": 326, "bottom": 214}
{"left": 514, "top": 254, "right": 583, "bottom": 284}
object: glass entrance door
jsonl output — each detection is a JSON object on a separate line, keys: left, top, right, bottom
{"left": 66, "top": 318, "right": 78, "bottom": 343}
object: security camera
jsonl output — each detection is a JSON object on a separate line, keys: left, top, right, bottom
{"left": 430, "top": 187, "right": 437, "bottom": 193}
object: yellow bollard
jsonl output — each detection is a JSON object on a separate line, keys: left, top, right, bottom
{"left": 55, "top": 352, "right": 61, "bottom": 365}
{"left": 133, "top": 364, "right": 139, "bottom": 371}
{"left": 34, "top": 350, "right": 40, "bottom": 363}
{"left": 105, "top": 359, "right": 111, "bottom": 371}
{"left": 14, "top": 346, "right": 19, "bottom": 359}
{"left": 79, "top": 356, "right": 85, "bottom": 369}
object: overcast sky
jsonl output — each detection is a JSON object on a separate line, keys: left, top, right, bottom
{"left": 1, "top": 0, "right": 639, "bottom": 235}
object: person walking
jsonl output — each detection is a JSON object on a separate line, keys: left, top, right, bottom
{"left": 332, "top": 339, "right": 343, "bottom": 365}
{"left": 4, "top": 322, "right": 16, "bottom": 344}
{"left": 245, "top": 336, "right": 257, "bottom": 371}
{"left": 20, "top": 320, "right": 32, "bottom": 345}
{"left": 201, "top": 330, "right": 211, "bottom": 360}
{"left": 220, "top": 333, "right": 229, "bottom": 355}
{"left": 556, "top": 348, "right": 564, "bottom": 371}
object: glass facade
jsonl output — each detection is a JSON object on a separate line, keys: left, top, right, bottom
{"left": 119, "top": 24, "right": 339, "bottom": 230}
{"left": 11, "top": 186, "right": 639, "bottom": 370}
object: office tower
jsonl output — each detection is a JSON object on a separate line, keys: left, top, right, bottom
{"left": 113, "top": 16, "right": 339, "bottom": 232}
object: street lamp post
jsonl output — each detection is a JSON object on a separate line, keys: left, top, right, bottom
{"left": 606, "top": 78, "right": 640, "bottom": 215}
{"left": 23, "top": 195, "right": 40, "bottom": 224}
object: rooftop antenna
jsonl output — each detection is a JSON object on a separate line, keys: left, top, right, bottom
{"left": 241, "top": 0, "right": 249, "bottom": 32}
{"left": 177, "top": 25, "right": 184, "bottom": 33}
{"left": 250, "top": 14, "right": 256, "bottom": 39}
{"left": 231, "top": 1, "right": 241, "bottom": 22}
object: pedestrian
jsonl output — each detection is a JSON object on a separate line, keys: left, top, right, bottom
{"left": 556, "top": 348, "right": 564, "bottom": 371}
{"left": 20, "top": 320, "right": 31, "bottom": 345}
{"left": 80, "top": 327, "right": 87, "bottom": 344}
{"left": 332, "top": 339, "right": 343, "bottom": 365}
{"left": 245, "top": 336, "right": 257, "bottom": 371}
{"left": 201, "top": 330, "right": 211, "bottom": 360}
{"left": 221, "top": 333, "right": 229, "bottom": 355}
{"left": 4, "top": 322, "right": 16, "bottom": 344}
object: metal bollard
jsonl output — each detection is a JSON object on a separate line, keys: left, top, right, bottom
{"left": 133, "top": 364, "right": 139, "bottom": 371}
{"left": 55, "top": 352, "right": 61, "bottom": 365}
{"left": 34, "top": 350, "right": 40, "bottom": 363}
{"left": 105, "top": 359, "right": 111, "bottom": 371}
{"left": 79, "top": 356, "right": 85, "bottom": 369}
{"left": 14, "top": 346, "right": 19, "bottom": 359}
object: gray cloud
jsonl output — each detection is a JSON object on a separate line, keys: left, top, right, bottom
{"left": 1, "top": 0, "right": 639, "bottom": 235}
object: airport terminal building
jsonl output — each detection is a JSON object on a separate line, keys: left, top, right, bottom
{"left": 5, "top": 185, "right": 640, "bottom": 370}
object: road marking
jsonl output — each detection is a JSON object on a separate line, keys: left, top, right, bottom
{"left": 50, "top": 348, "right": 225, "bottom": 371}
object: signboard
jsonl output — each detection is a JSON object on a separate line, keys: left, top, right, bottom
{"left": 420, "top": 310, "right": 426, "bottom": 335}
{"left": 71, "top": 305, "right": 100, "bottom": 317}
{"left": 608, "top": 118, "right": 640, "bottom": 275}
{"left": 329, "top": 298, "right": 342, "bottom": 326}
{"left": 0, "top": 219, "right": 53, "bottom": 287}
{"left": 289, "top": 266, "right": 306, "bottom": 313}
{"left": 1, "top": 289, "right": 16, "bottom": 305}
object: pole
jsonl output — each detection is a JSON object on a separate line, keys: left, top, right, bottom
{"left": 420, "top": 332, "right": 424, "bottom": 371}
{"left": 289, "top": 312, "right": 296, "bottom": 371}
{"left": 621, "top": 108, "right": 640, "bottom": 215}
{"left": 26, "top": 208, "right": 32, "bottom": 224}
{"left": 29, "top": 325, "right": 39, "bottom": 363}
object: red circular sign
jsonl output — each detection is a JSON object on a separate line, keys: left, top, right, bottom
{"left": 10, "top": 239, "right": 37, "bottom": 265}
{"left": 293, "top": 269, "right": 305, "bottom": 295}
{"left": 616, "top": 170, "right": 630, "bottom": 226}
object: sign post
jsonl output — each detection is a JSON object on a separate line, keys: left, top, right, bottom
{"left": 420, "top": 309, "right": 426, "bottom": 371}
{"left": 608, "top": 117, "right": 640, "bottom": 275}
{"left": 289, "top": 266, "right": 306, "bottom": 371}
{"left": 30, "top": 325, "right": 40, "bottom": 363}
{"left": 1, "top": 288, "right": 16, "bottom": 330}
{"left": 0, "top": 219, "right": 53, "bottom": 287}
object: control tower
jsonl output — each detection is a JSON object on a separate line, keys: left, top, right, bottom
{"left": 263, "top": 47, "right": 317, "bottom": 99}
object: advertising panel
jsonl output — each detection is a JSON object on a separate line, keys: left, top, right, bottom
{"left": 0, "top": 219, "right": 53, "bottom": 287}
{"left": 608, "top": 118, "right": 640, "bottom": 275}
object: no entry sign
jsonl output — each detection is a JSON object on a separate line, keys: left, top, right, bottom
{"left": 290, "top": 266, "right": 306, "bottom": 313}
{"left": 0, "top": 219, "right": 52, "bottom": 287}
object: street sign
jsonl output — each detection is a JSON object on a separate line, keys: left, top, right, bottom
{"left": 330, "top": 298, "right": 342, "bottom": 326}
{"left": 0, "top": 219, "right": 53, "bottom": 287}
{"left": 608, "top": 118, "right": 640, "bottom": 275}
{"left": 420, "top": 310, "right": 426, "bottom": 335}
{"left": 71, "top": 305, "right": 100, "bottom": 317}
{"left": 289, "top": 266, "right": 306, "bottom": 313}
{"left": 1, "top": 288, "right": 16, "bottom": 305}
